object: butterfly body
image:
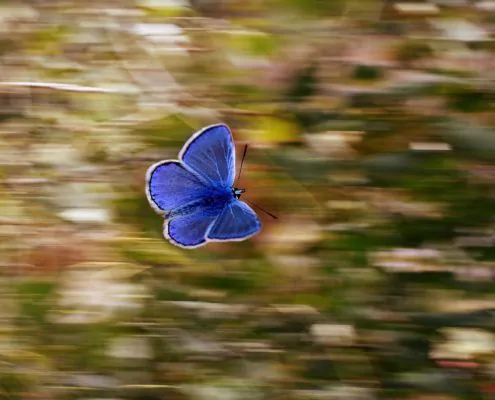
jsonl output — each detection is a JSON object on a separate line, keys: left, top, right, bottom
{"left": 166, "top": 185, "right": 235, "bottom": 219}
{"left": 145, "top": 124, "right": 261, "bottom": 249}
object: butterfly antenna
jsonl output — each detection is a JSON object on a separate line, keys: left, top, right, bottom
{"left": 245, "top": 199, "right": 278, "bottom": 220}
{"left": 236, "top": 144, "right": 248, "bottom": 186}
{"left": 235, "top": 144, "right": 278, "bottom": 220}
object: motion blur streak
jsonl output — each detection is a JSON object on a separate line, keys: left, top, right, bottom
{"left": 0, "top": 1, "right": 493, "bottom": 399}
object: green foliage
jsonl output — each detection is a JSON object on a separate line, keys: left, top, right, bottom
{"left": 140, "top": 3, "right": 194, "bottom": 17}
{"left": 25, "top": 25, "right": 71, "bottom": 53}
{"left": 225, "top": 31, "right": 280, "bottom": 57}
{"left": 121, "top": 239, "right": 191, "bottom": 267}
{"left": 220, "top": 83, "right": 268, "bottom": 104}
{"left": 17, "top": 280, "right": 56, "bottom": 325}
{"left": 272, "top": 0, "right": 345, "bottom": 16}
{"left": 440, "top": 118, "right": 495, "bottom": 161}
{"left": 0, "top": 38, "right": 15, "bottom": 55}
{"left": 134, "top": 115, "right": 200, "bottom": 149}
{"left": 446, "top": 86, "right": 492, "bottom": 113}
{"left": 352, "top": 65, "right": 384, "bottom": 81}
{"left": 191, "top": 261, "right": 272, "bottom": 296}
{"left": 302, "top": 358, "right": 339, "bottom": 380}
{"left": 0, "top": 372, "right": 34, "bottom": 400}
{"left": 393, "top": 215, "right": 455, "bottom": 246}
{"left": 74, "top": 324, "right": 115, "bottom": 370}
{"left": 114, "top": 188, "right": 164, "bottom": 237}
{"left": 395, "top": 40, "right": 433, "bottom": 66}
{"left": 286, "top": 63, "right": 318, "bottom": 103}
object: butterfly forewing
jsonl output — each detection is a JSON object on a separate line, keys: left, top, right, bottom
{"left": 146, "top": 161, "right": 208, "bottom": 213}
{"left": 180, "top": 124, "right": 236, "bottom": 188}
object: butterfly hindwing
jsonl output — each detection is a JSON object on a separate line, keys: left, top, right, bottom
{"left": 180, "top": 124, "right": 236, "bottom": 188}
{"left": 208, "top": 200, "right": 261, "bottom": 241}
{"left": 165, "top": 210, "right": 219, "bottom": 248}
{"left": 146, "top": 160, "right": 207, "bottom": 213}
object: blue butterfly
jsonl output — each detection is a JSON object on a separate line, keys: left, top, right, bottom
{"left": 145, "top": 124, "right": 262, "bottom": 249}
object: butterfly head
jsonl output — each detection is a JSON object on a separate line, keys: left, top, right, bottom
{"left": 233, "top": 188, "right": 245, "bottom": 199}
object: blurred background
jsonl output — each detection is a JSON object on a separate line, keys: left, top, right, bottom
{"left": 0, "top": 0, "right": 494, "bottom": 399}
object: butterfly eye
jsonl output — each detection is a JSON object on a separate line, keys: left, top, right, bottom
{"left": 233, "top": 188, "right": 245, "bottom": 199}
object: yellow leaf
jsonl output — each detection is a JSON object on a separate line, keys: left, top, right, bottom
{"left": 249, "top": 117, "right": 300, "bottom": 144}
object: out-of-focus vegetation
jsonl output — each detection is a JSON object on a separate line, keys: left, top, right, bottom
{"left": 0, "top": 1, "right": 494, "bottom": 399}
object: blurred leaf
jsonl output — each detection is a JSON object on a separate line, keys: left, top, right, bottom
{"left": 114, "top": 188, "right": 166, "bottom": 237}
{"left": 140, "top": 2, "right": 194, "bottom": 17}
{"left": 223, "top": 31, "right": 279, "bottom": 57}
{"left": 0, "top": 371, "right": 35, "bottom": 399}
{"left": 439, "top": 118, "right": 495, "bottom": 161}
{"left": 134, "top": 115, "right": 199, "bottom": 149}
{"left": 75, "top": 324, "right": 114, "bottom": 369}
{"left": 410, "top": 308, "right": 495, "bottom": 330}
{"left": 272, "top": 0, "right": 345, "bottom": 16}
{"left": 392, "top": 215, "right": 455, "bottom": 246}
{"left": 394, "top": 40, "right": 433, "bottom": 67}
{"left": 120, "top": 238, "right": 191, "bottom": 267}
{"left": 25, "top": 25, "right": 72, "bottom": 55}
{"left": 18, "top": 280, "right": 56, "bottom": 325}
{"left": 362, "top": 152, "right": 417, "bottom": 179}
{"left": 352, "top": 65, "right": 384, "bottom": 81}
{"left": 220, "top": 83, "right": 268, "bottom": 104}
{"left": 0, "top": 38, "right": 16, "bottom": 56}
{"left": 446, "top": 87, "right": 493, "bottom": 113}
{"left": 249, "top": 116, "right": 300, "bottom": 144}
{"left": 286, "top": 63, "right": 318, "bottom": 103}
{"left": 269, "top": 148, "right": 332, "bottom": 183}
